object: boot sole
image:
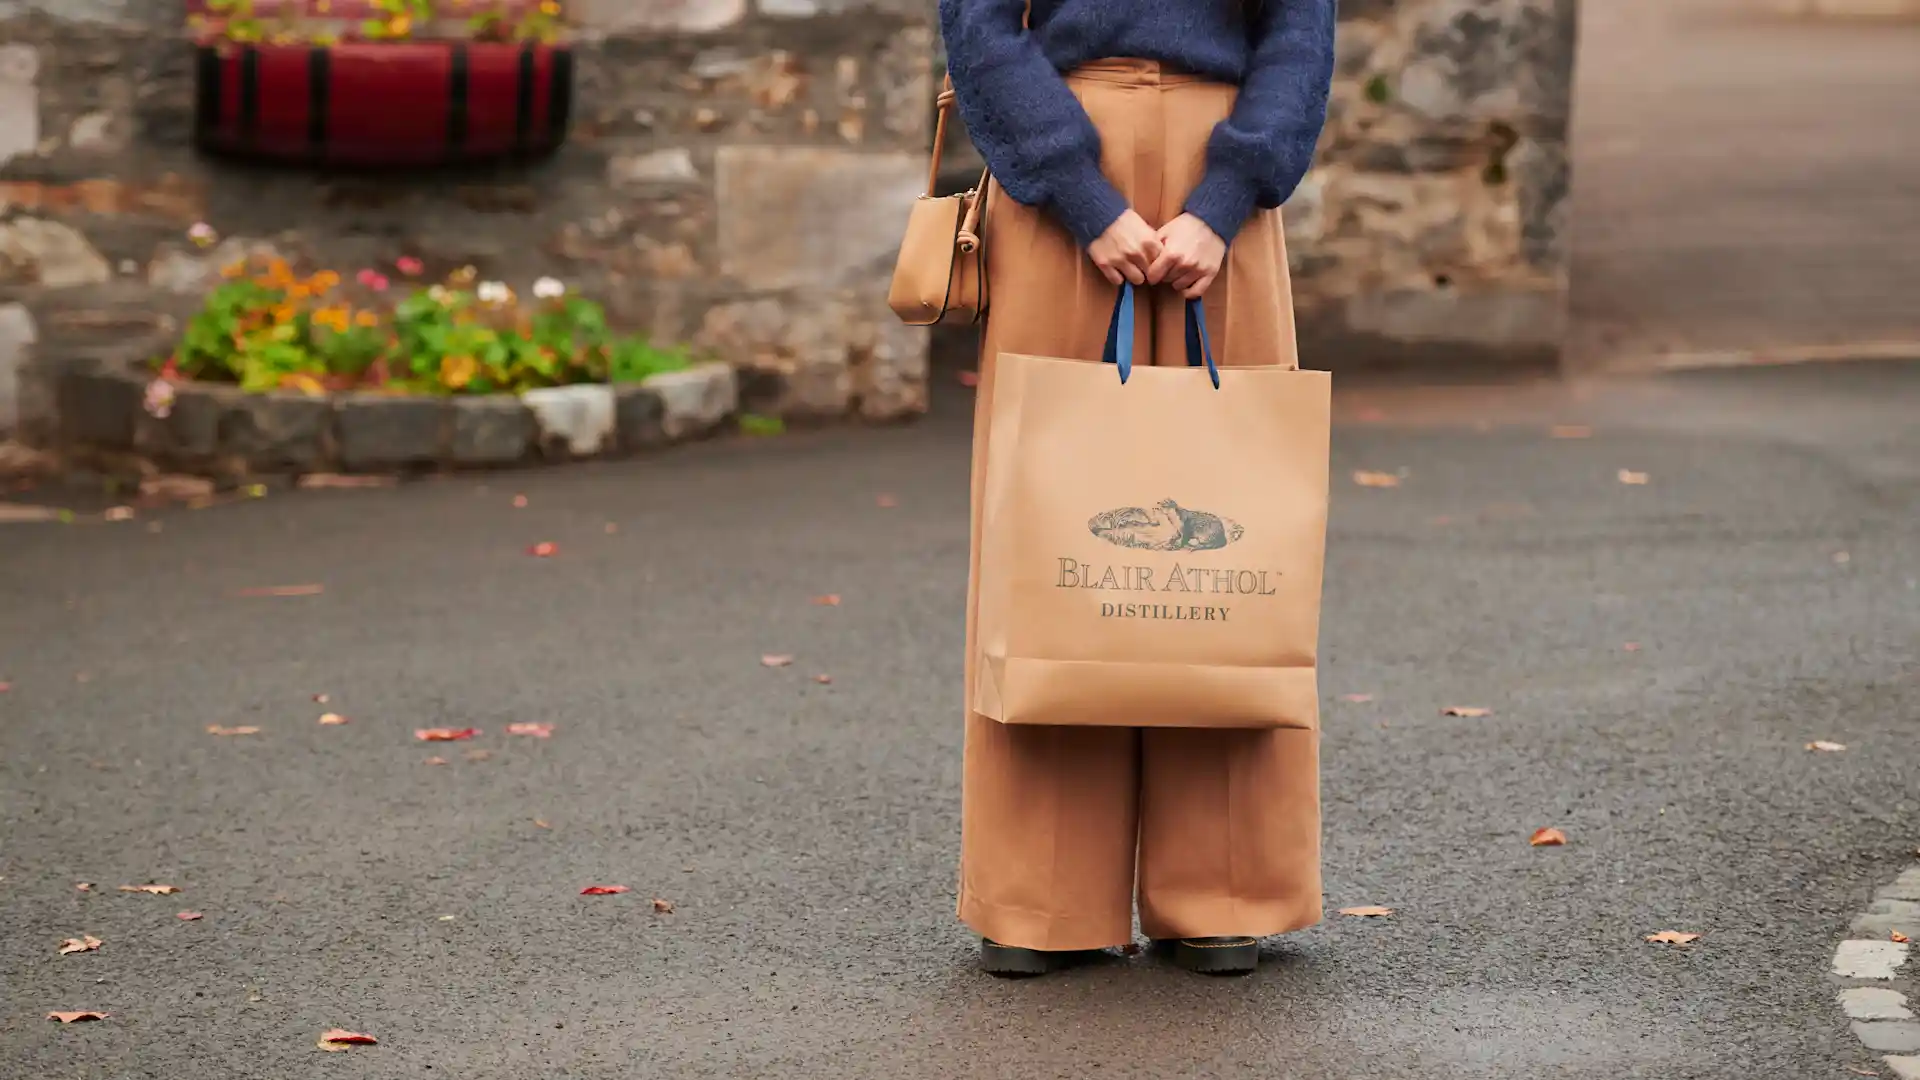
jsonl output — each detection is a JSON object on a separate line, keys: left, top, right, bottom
{"left": 1168, "top": 938, "right": 1259, "bottom": 975}
{"left": 981, "top": 941, "right": 1072, "bottom": 978}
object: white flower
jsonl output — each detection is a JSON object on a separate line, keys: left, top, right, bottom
{"left": 428, "top": 284, "right": 452, "bottom": 304}
{"left": 477, "top": 281, "right": 511, "bottom": 304}
{"left": 143, "top": 379, "right": 176, "bottom": 419}
{"left": 187, "top": 222, "right": 218, "bottom": 249}
{"left": 533, "top": 276, "right": 566, "bottom": 299}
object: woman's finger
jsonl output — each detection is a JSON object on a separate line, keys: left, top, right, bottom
{"left": 1096, "top": 261, "right": 1125, "bottom": 287}
{"left": 1145, "top": 250, "right": 1175, "bottom": 285}
{"left": 1170, "top": 268, "right": 1202, "bottom": 295}
{"left": 1120, "top": 261, "right": 1147, "bottom": 285}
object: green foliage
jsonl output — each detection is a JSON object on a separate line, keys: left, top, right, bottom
{"left": 738, "top": 414, "right": 786, "bottom": 438}
{"left": 1365, "top": 75, "right": 1392, "bottom": 105}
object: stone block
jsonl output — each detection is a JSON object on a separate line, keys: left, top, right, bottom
{"left": 1835, "top": 939, "right": 1910, "bottom": 980}
{"left": 715, "top": 146, "right": 924, "bottom": 291}
{"left": 219, "top": 393, "right": 331, "bottom": 472}
{"left": 334, "top": 394, "right": 449, "bottom": 470}
{"left": 56, "top": 368, "right": 142, "bottom": 449}
{"left": 134, "top": 382, "right": 232, "bottom": 462}
{"left": 1855, "top": 1022, "right": 1920, "bottom": 1054}
{"left": 646, "top": 364, "right": 736, "bottom": 440}
{"left": 697, "top": 292, "right": 925, "bottom": 421}
{"left": 614, "top": 381, "right": 668, "bottom": 451}
{"left": 1853, "top": 899, "right": 1920, "bottom": 939}
{"left": 0, "top": 218, "right": 113, "bottom": 288}
{"left": 1841, "top": 989, "right": 1914, "bottom": 1022}
{"left": 571, "top": 0, "right": 747, "bottom": 34}
{"left": 450, "top": 395, "right": 535, "bottom": 466}
{"left": 1344, "top": 287, "right": 1566, "bottom": 348}
{"left": 609, "top": 148, "right": 700, "bottom": 187}
{"left": 522, "top": 384, "right": 616, "bottom": 458}
{"left": 0, "top": 44, "right": 39, "bottom": 169}
{"left": 1889, "top": 1055, "right": 1920, "bottom": 1080}
{"left": 0, "top": 301, "right": 34, "bottom": 433}
{"left": 1884, "top": 869, "right": 1920, "bottom": 901}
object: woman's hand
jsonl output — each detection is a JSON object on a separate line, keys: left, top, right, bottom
{"left": 1148, "top": 214, "right": 1226, "bottom": 299}
{"left": 1087, "top": 210, "right": 1162, "bottom": 287}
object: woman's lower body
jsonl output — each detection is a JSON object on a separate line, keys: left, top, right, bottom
{"left": 959, "top": 59, "right": 1322, "bottom": 964}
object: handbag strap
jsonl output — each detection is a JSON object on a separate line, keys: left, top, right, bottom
{"left": 927, "top": 0, "right": 1032, "bottom": 197}
{"left": 1100, "top": 284, "right": 1221, "bottom": 389}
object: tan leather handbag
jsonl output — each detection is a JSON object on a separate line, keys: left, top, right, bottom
{"left": 887, "top": 77, "right": 991, "bottom": 327}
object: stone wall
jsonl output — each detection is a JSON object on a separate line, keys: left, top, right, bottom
{"left": 0, "top": 0, "right": 935, "bottom": 438}
{"left": 939, "top": 0, "right": 1579, "bottom": 371}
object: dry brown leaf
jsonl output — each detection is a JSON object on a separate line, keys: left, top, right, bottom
{"left": 1337, "top": 906, "right": 1394, "bottom": 917}
{"left": 1339, "top": 693, "right": 1375, "bottom": 703}
{"left": 1352, "top": 470, "right": 1402, "bottom": 488}
{"left": 875, "top": 494, "right": 898, "bottom": 508}
{"left": 813, "top": 674, "right": 833, "bottom": 685}
{"left": 506, "top": 722, "right": 554, "bottom": 738}
{"left": 652, "top": 898, "right": 675, "bottom": 914}
{"left": 512, "top": 494, "right": 528, "bottom": 508}
{"left": 1550, "top": 425, "right": 1593, "bottom": 439}
{"left": 0, "top": 681, "right": 10, "bottom": 692}
{"left": 236, "top": 584, "right": 324, "bottom": 597}
{"left": 604, "top": 522, "right": 618, "bottom": 534}
{"left": 1529, "top": 827, "right": 1568, "bottom": 847}
{"left": 317, "top": 1029, "right": 378, "bottom": 1052}
{"left": 1441, "top": 706, "right": 1492, "bottom": 718}
{"left": 313, "top": 693, "right": 330, "bottom": 704}
{"left": 1617, "top": 469, "right": 1650, "bottom": 485}
{"left": 47, "top": 1011, "right": 108, "bottom": 1023}
{"left": 1847, "top": 1067, "right": 1879, "bottom": 1077}
{"left": 318, "top": 713, "right": 348, "bottom": 725}
{"left": 760, "top": 654, "right": 794, "bottom": 668}
{"left": 206, "top": 725, "right": 261, "bottom": 737}
{"left": 1806, "top": 740, "right": 1848, "bottom": 753}
{"left": 74, "top": 882, "right": 92, "bottom": 892}
{"left": 810, "top": 594, "right": 842, "bottom": 607}
{"left": 58, "top": 935, "right": 102, "bottom": 955}
{"left": 533, "top": 819, "right": 552, "bottom": 829}
{"left": 1622, "top": 642, "right": 1643, "bottom": 652}
{"left": 526, "top": 541, "right": 559, "bottom": 558}
{"left": 298, "top": 473, "right": 396, "bottom": 490}
{"left": 1893, "top": 931, "right": 1911, "bottom": 944}
{"left": 1834, "top": 551, "right": 1852, "bottom": 565}
{"left": 581, "top": 885, "right": 629, "bottom": 895}
{"left": 140, "top": 474, "right": 215, "bottom": 501}
{"left": 423, "top": 756, "right": 449, "bottom": 766}
{"left": 103, "top": 505, "right": 135, "bottom": 522}
{"left": 176, "top": 911, "right": 203, "bottom": 921}
{"left": 957, "top": 370, "right": 980, "bottom": 387}
{"left": 117, "top": 884, "right": 180, "bottom": 895}
{"left": 1643, "top": 930, "right": 1700, "bottom": 945}
{"left": 415, "top": 727, "right": 480, "bottom": 742}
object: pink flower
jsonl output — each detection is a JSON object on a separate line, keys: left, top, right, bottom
{"left": 395, "top": 256, "right": 424, "bottom": 277}
{"left": 143, "top": 379, "right": 176, "bottom": 419}
{"left": 356, "top": 269, "right": 391, "bottom": 292}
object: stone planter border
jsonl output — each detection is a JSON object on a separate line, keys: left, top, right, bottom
{"left": 40, "top": 330, "right": 737, "bottom": 480}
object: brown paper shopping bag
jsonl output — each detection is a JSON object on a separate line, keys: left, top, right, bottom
{"left": 974, "top": 285, "right": 1331, "bottom": 730}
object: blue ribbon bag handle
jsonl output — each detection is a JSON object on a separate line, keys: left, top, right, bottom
{"left": 1100, "top": 283, "right": 1221, "bottom": 389}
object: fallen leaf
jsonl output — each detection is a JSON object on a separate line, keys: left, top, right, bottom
{"left": 103, "top": 505, "right": 135, "bottom": 522}
{"left": 813, "top": 674, "right": 833, "bottom": 685}
{"left": 140, "top": 474, "right": 215, "bottom": 501}
{"left": 506, "top": 722, "right": 554, "bottom": 738}
{"left": 1550, "top": 425, "right": 1593, "bottom": 439}
{"left": 58, "top": 935, "right": 102, "bottom": 955}
{"left": 604, "top": 522, "right": 618, "bottom": 534}
{"left": 652, "top": 898, "right": 675, "bottom": 914}
{"left": 317, "top": 1029, "right": 378, "bottom": 1051}
{"left": 533, "top": 819, "right": 552, "bottom": 830}
{"left": 46, "top": 1011, "right": 107, "bottom": 1023}
{"left": 0, "top": 501, "right": 64, "bottom": 523}
{"left": 423, "top": 756, "right": 449, "bottom": 766}
{"left": 810, "top": 594, "right": 842, "bottom": 606}
{"left": 1847, "top": 1067, "right": 1879, "bottom": 1077}
{"left": 463, "top": 749, "right": 492, "bottom": 762}
{"left": 236, "top": 584, "right": 324, "bottom": 597}
{"left": 1834, "top": 551, "right": 1852, "bottom": 565}
{"left": 1529, "top": 827, "right": 1568, "bottom": 847}
{"left": 1352, "top": 470, "right": 1402, "bottom": 488}
{"left": 1622, "top": 642, "right": 1642, "bottom": 652}
{"left": 318, "top": 712, "right": 348, "bottom": 725}
{"left": 512, "top": 494, "right": 528, "bottom": 508}
{"left": 313, "top": 693, "right": 330, "bottom": 704}
{"left": 297, "top": 473, "right": 396, "bottom": 490}
{"left": 957, "top": 370, "right": 980, "bottom": 387}
{"left": 1338, "top": 906, "right": 1394, "bottom": 918}
{"left": 176, "top": 911, "right": 203, "bottom": 921}
{"left": 581, "top": 885, "right": 630, "bottom": 895}
{"left": 1617, "top": 469, "right": 1650, "bottom": 485}
{"left": 1339, "top": 693, "right": 1375, "bottom": 703}
{"left": 875, "top": 493, "right": 898, "bottom": 508}
{"left": 1894, "top": 931, "right": 1911, "bottom": 944}
{"left": 117, "top": 884, "right": 180, "bottom": 895}
{"left": 1806, "top": 740, "right": 1848, "bottom": 753}
{"left": 0, "top": 681, "right": 10, "bottom": 692}
{"left": 1643, "top": 930, "right": 1700, "bottom": 945}
{"left": 1441, "top": 706, "right": 1492, "bottom": 718}
{"left": 74, "top": 882, "right": 91, "bottom": 892}
{"left": 1121, "top": 941, "right": 1142, "bottom": 956}
{"left": 415, "top": 727, "right": 480, "bottom": 742}
{"left": 206, "top": 725, "right": 262, "bottom": 736}
{"left": 760, "top": 654, "right": 794, "bottom": 668}
{"left": 526, "top": 541, "right": 558, "bottom": 557}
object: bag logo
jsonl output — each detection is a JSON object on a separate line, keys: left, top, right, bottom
{"left": 1088, "top": 499, "right": 1243, "bottom": 552}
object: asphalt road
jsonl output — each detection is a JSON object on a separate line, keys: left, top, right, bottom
{"left": 2, "top": 361, "right": 1917, "bottom": 1079}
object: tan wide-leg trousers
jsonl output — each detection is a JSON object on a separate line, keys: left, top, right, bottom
{"left": 958, "top": 60, "right": 1322, "bottom": 952}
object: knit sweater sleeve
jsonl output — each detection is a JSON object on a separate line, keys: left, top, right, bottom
{"left": 1183, "top": 0, "right": 1336, "bottom": 244}
{"left": 938, "top": 0, "right": 1130, "bottom": 248}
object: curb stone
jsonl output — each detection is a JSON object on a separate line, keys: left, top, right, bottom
{"left": 1834, "top": 867, "right": 1920, "bottom": 1075}
{"left": 30, "top": 332, "right": 742, "bottom": 477}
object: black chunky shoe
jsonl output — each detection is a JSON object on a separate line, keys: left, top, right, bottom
{"left": 980, "top": 939, "right": 1075, "bottom": 978}
{"left": 1164, "top": 936, "right": 1260, "bottom": 975}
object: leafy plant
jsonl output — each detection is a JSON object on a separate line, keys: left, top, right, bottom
{"left": 194, "top": 0, "right": 567, "bottom": 45}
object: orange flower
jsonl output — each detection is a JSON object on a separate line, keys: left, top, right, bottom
{"left": 390, "top": 15, "right": 412, "bottom": 35}
{"left": 310, "top": 270, "right": 340, "bottom": 292}
{"left": 539, "top": 0, "right": 561, "bottom": 14}
{"left": 440, "top": 355, "right": 477, "bottom": 389}
{"left": 354, "top": 310, "right": 380, "bottom": 329}
{"left": 311, "top": 306, "right": 350, "bottom": 333}
{"left": 220, "top": 260, "right": 246, "bottom": 280}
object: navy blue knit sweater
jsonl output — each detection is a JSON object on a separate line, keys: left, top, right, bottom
{"left": 938, "top": 0, "right": 1336, "bottom": 247}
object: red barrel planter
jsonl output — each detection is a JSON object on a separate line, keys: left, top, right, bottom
{"left": 193, "top": 40, "right": 573, "bottom": 167}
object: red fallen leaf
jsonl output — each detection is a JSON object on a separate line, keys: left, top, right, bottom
{"left": 313, "top": 693, "right": 330, "bottom": 704}
{"left": 1441, "top": 706, "right": 1492, "bottom": 718}
{"left": 1644, "top": 930, "right": 1700, "bottom": 945}
{"left": 317, "top": 1029, "right": 378, "bottom": 1051}
{"left": 58, "top": 935, "right": 102, "bottom": 955}
{"left": 236, "top": 584, "right": 324, "bottom": 597}
{"left": 1622, "top": 642, "right": 1642, "bottom": 652}
{"left": 1617, "top": 469, "right": 1650, "bottom": 486}
{"left": 581, "top": 885, "right": 630, "bottom": 896}
{"left": 604, "top": 522, "right": 619, "bottom": 534}
{"left": 957, "top": 370, "right": 980, "bottom": 387}
{"left": 1338, "top": 906, "right": 1393, "bottom": 918}
{"left": 47, "top": 1011, "right": 108, "bottom": 1023}
{"left": 813, "top": 674, "right": 833, "bottom": 685}
{"left": 532, "top": 819, "right": 552, "bottom": 829}
{"left": 526, "top": 541, "right": 558, "bottom": 557}
{"left": 512, "top": 494, "right": 528, "bottom": 508}
{"left": 423, "top": 756, "right": 450, "bottom": 766}
{"left": 318, "top": 713, "right": 348, "bottom": 725}
{"left": 1339, "top": 693, "right": 1374, "bottom": 703}
{"left": 810, "top": 594, "right": 842, "bottom": 606}
{"left": 0, "top": 681, "right": 10, "bottom": 692}
{"left": 652, "top": 898, "right": 675, "bottom": 914}
{"left": 1352, "top": 470, "right": 1402, "bottom": 488}
{"left": 760, "top": 654, "right": 794, "bottom": 668}
{"left": 117, "top": 884, "right": 181, "bottom": 895}
{"left": 1550, "top": 425, "right": 1593, "bottom": 439}
{"left": 506, "top": 722, "right": 554, "bottom": 738}
{"left": 1529, "top": 827, "right": 1568, "bottom": 847}
{"left": 176, "top": 911, "right": 203, "bottom": 921}
{"left": 75, "top": 882, "right": 92, "bottom": 892}
{"left": 206, "top": 725, "right": 262, "bottom": 736}
{"left": 1893, "top": 930, "right": 1911, "bottom": 944}
{"left": 1806, "top": 740, "right": 1847, "bottom": 753}
{"left": 415, "top": 727, "right": 480, "bottom": 742}
{"left": 875, "top": 494, "right": 898, "bottom": 508}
